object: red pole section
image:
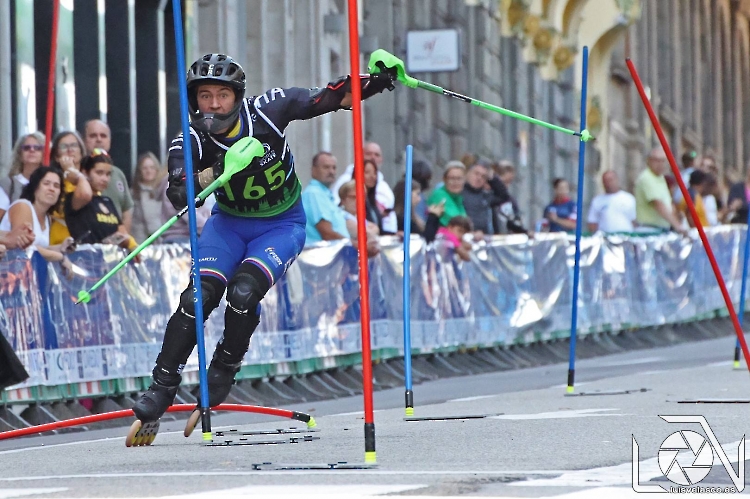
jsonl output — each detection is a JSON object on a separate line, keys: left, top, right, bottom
{"left": 346, "top": 0, "right": 376, "bottom": 463}
{"left": 0, "top": 404, "right": 312, "bottom": 441}
{"left": 43, "top": 0, "right": 61, "bottom": 166}
{"left": 627, "top": 58, "right": 750, "bottom": 372}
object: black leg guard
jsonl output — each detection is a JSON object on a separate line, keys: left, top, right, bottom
{"left": 197, "top": 264, "right": 269, "bottom": 407}
{"left": 215, "top": 263, "right": 269, "bottom": 366}
{"left": 152, "top": 276, "right": 225, "bottom": 385}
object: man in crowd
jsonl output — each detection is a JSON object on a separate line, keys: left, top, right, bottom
{"left": 587, "top": 171, "right": 636, "bottom": 233}
{"left": 302, "top": 152, "right": 349, "bottom": 244}
{"left": 462, "top": 160, "right": 509, "bottom": 235}
{"left": 82, "top": 119, "right": 135, "bottom": 232}
{"left": 635, "top": 147, "right": 686, "bottom": 235}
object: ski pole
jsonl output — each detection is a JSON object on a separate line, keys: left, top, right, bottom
{"left": 368, "top": 49, "right": 593, "bottom": 143}
{"left": 76, "top": 136, "right": 264, "bottom": 305}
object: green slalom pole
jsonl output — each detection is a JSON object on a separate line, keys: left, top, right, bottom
{"left": 76, "top": 136, "right": 265, "bottom": 305}
{"left": 368, "top": 49, "right": 593, "bottom": 143}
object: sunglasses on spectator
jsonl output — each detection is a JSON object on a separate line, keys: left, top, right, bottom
{"left": 22, "top": 144, "right": 44, "bottom": 152}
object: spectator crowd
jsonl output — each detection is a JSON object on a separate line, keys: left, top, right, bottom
{"left": 2, "top": 127, "right": 747, "bottom": 274}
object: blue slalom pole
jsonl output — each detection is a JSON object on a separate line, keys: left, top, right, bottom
{"left": 735, "top": 219, "right": 750, "bottom": 369}
{"left": 567, "top": 46, "right": 588, "bottom": 394}
{"left": 403, "top": 145, "right": 414, "bottom": 416}
{"left": 172, "top": 0, "right": 211, "bottom": 438}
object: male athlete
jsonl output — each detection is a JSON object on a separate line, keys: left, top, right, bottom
{"left": 128, "top": 53, "right": 396, "bottom": 443}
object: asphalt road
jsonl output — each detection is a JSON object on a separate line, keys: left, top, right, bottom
{"left": 2, "top": 335, "right": 750, "bottom": 498}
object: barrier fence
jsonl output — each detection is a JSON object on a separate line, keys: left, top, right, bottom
{"left": 1, "top": 226, "right": 747, "bottom": 403}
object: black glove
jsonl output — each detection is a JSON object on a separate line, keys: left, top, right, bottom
{"left": 166, "top": 169, "right": 205, "bottom": 210}
{"left": 367, "top": 72, "right": 396, "bottom": 92}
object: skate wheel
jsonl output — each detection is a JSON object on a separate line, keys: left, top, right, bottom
{"left": 184, "top": 409, "right": 200, "bottom": 438}
{"left": 126, "top": 419, "right": 160, "bottom": 447}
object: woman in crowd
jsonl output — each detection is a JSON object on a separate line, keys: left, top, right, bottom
{"left": 48, "top": 131, "right": 87, "bottom": 244}
{"left": 0, "top": 167, "right": 75, "bottom": 271}
{"left": 411, "top": 158, "right": 433, "bottom": 219}
{"left": 393, "top": 178, "right": 425, "bottom": 234}
{"left": 131, "top": 152, "right": 168, "bottom": 243}
{"left": 427, "top": 160, "right": 467, "bottom": 226}
{"left": 64, "top": 151, "right": 136, "bottom": 250}
{"left": 1, "top": 132, "right": 45, "bottom": 205}
{"left": 362, "top": 159, "right": 386, "bottom": 233}
{"left": 337, "top": 180, "right": 380, "bottom": 257}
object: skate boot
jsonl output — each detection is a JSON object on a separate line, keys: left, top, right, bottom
{"left": 126, "top": 380, "right": 180, "bottom": 447}
{"left": 184, "top": 357, "right": 241, "bottom": 437}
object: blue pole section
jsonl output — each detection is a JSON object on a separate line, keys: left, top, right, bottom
{"left": 567, "top": 46, "right": 588, "bottom": 394}
{"left": 403, "top": 145, "right": 414, "bottom": 416}
{"left": 172, "top": 0, "right": 211, "bottom": 438}
{"left": 735, "top": 221, "right": 750, "bottom": 369}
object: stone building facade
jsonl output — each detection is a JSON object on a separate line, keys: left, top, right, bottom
{"left": 0, "top": 0, "right": 748, "bottom": 223}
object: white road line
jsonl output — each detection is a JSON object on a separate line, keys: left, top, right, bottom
{"left": 447, "top": 395, "right": 497, "bottom": 403}
{"left": 490, "top": 408, "right": 622, "bottom": 420}
{"left": 707, "top": 361, "right": 734, "bottom": 368}
{"left": 0, "top": 437, "right": 120, "bottom": 454}
{"left": 0, "top": 470, "right": 572, "bottom": 481}
{"left": 135, "top": 484, "right": 423, "bottom": 498}
{"left": 0, "top": 489, "right": 67, "bottom": 499}
{"left": 0, "top": 426, "right": 237, "bottom": 454}
{"left": 513, "top": 439, "right": 748, "bottom": 488}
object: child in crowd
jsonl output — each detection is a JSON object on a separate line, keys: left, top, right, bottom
{"left": 436, "top": 215, "right": 473, "bottom": 262}
{"left": 64, "top": 150, "right": 137, "bottom": 250}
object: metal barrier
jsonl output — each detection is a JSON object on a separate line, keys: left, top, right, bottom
{"left": 1, "top": 226, "right": 747, "bottom": 403}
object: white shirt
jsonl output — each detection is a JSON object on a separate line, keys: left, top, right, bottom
{"left": 587, "top": 190, "right": 636, "bottom": 233}
{"left": 0, "top": 199, "right": 51, "bottom": 248}
{"left": 330, "top": 163, "right": 397, "bottom": 233}
{"left": 14, "top": 173, "right": 29, "bottom": 187}
{"left": 703, "top": 194, "right": 719, "bottom": 226}
{"left": 0, "top": 186, "right": 9, "bottom": 212}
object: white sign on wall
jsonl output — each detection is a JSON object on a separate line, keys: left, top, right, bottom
{"left": 406, "top": 29, "right": 461, "bottom": 73}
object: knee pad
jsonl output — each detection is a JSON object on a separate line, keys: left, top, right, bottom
{"left": 178, "top": 276, "right": 225, "bottom": 319}
{"left": 225, "top": 263, "right": 269, "bottom": 318}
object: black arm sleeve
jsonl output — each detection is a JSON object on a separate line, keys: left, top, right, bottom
{"left": 487, "top": 176, "right": 511, "bottom": 207}
{"left": 423, "top": 213, "right": 441, "bottom": 243}
{"left": 257, "top": 74, "right": 394, "bottom": 131}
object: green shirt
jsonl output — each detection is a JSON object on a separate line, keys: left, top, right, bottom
{"left": 635, "top": 167, "right": 672, "bottom": 229}
{"left": 427, "top": 186, "right": 466, "bottom": 226}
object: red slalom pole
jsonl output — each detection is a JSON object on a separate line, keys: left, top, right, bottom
{"left": 42, "top": 0, "right": 61, "bottom": 165}
{"left": 627, "top": 58, "right": 750, "bottom": 373}
{"left": 0, "top": 404, "right": 314, "bottom": 441}
{"left": 346, "top": 0, "right": 376, "bottom": 464}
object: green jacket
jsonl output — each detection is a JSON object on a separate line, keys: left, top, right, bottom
{"left": 427, "top": 186, "right": 466, "bottom": 226}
